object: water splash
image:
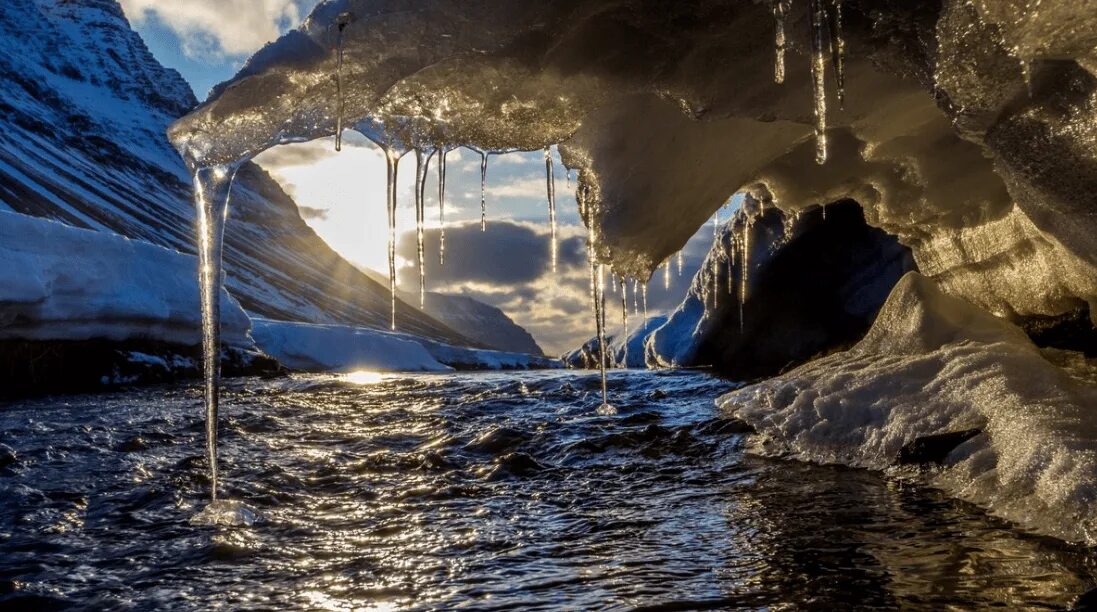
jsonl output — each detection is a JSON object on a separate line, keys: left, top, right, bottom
{"left": 333, "top": 13, "right": 352, "bottom": 152}
{"left": 414, "top": 148, "right": 431, "bottom": 308}
{"left": 544, "top": 146, "right": 558, "bottom": 273}
{"left": 810, "top": 0, "right": 829, "bottom": 164}
{"left": 479, "top": 150, "right": 488, "bottom": 231}
{"left": 437, "top": 146, "right": 448, "bottom": 265}
{"left": 384, "top": 148, "right": 401, "bottom": 330}
{"left": 773, "top": 0, "right": 790, "bottom": 84}
{"left": 192, "top": 164, "right": 239, "bottom": 502}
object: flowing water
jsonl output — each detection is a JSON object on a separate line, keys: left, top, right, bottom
{"left": 1, "top": 370, "right": 1095, "bottom": 610}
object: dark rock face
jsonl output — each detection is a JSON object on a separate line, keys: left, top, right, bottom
{"left": 0, "top": 339, "right": 282, "bottom": 400}
{"left": 654, "top": 200, "right": 915, "bottom": 381}
{"left": 896, "top": 429, "right": 983, "bottom": 466}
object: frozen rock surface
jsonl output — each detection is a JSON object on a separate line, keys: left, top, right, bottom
{"left": 647, "top": 201, "right": 914, "bottom": 379}
{"left": 171, "top": 0, "right": 1097, "bottom": 332}
{"left": 252, "top": 318, "right": 558, "bottom": 373}
{"left": 718, "top": 273, "right": 1097, "bottom": 544}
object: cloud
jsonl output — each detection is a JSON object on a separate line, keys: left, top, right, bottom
{"left": 119, "top": 0, "right": 320, "bottom": 59}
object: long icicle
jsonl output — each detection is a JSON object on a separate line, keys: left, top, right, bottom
{"left": 677, "top": 250, "right": 684, "bottom": 276}
{"left": 664, "top": 260, "right": 671, "bottom": 289}
{"left": 479, "top": 150, "right": 488, "bottom": 231}
{"left": 414, "top": 149, "right": 430, "bottom": 308}
{"left": 620, "top": 278, "right": 628, "bottom": 368}
{"left": 193, "top": 164, "right": 239, "bottom": 503}
{"left": 597, "top": 264, "right": 609, "bottom": 407}
{"left": 385, "top": 149, "right": 400, "bottom": 330}
{"left": 334, "top": 14, "right": 350, "bottom": 152}
{"left": 828, "top": 0, "right": 846, "bottom": 108}
{"left": 810, "top": 0, "right": 829, "bottom": 164}
{"left": 641, "top": 284, "right": 649, "bottom": 330}
{"left": 544, "top": 146, "right": 558, "bottom": 273}
{"left": 773, "top": 0, "right": 790, "bottom": 84}
{"left": 739, "top": 220, "right": 751, "bottom": 333}
{"left": 437, "top": 146, "right": 448, "bottom": 265}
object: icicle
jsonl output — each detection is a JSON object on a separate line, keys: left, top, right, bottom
{"left": 641, "top": 284, "right": 649, "bottom": 329}
{"left": 437, "top": 146, "right": 448, "bottom": 265}
{"left": 333, "top": 13, "right": 351, "bottom": 152}
{"left": 566, "top": 169, "right": 572, "bottom": 189}
{"left": 597, "top": 264, "right": 610, "bottom": 410}
{"left": 663, "top": 260, "right": 671, "bottom": 290}
{"left": 384, "top": 149, "right": 400, "bottom": 330}
{"left": 479, "top": 150, "right": 488, "bottom": 231}
{"left": 828, "top": 0, "right": 846, "bottom": 108}
{"left": 413, "top": 149, "right": 429, "bottom": 308}
{"left": 773, "top": 0, "right": 790, "bottom": 84}
{"left": 620, "top": 278, "right": 628, "bottom": 368}
{"left": 677, "top": 250, "right": 684, "bottom": 276}
{"left": 739, "top": 221, "right": 751, "bottom": 333}
{"left": 193, "top": 164, "right": 239, "bottom": 502}
{"left": 544, "top": 147, "right": 558, "bottom": 274}
{"left": 632, "top": 279, "right": 640, "bottom": 316}
{"left": 810, "top": 0, "right": 829, "bottom": 164}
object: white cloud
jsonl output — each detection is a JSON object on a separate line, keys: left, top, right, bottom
{"left": 119, "top": 0, "right": 317, "bottom": 59}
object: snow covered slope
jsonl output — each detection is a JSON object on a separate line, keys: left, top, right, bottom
{"left": 0, "top": 209, "right": 250, "bottom": 346}
{"left": 420, "top": 292, "right": 543, "bottom": 356}
{"left": 718, "top": 273, "right": 1097, "bottom": 545}
{"left": 252, "top": 319, "right": 558, "bottom": 373}
{"left": 0, "top": 0, "right": 470, "bottom": 345}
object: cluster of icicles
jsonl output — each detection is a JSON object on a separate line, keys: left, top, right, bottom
{"left": 187, "top": 0, "right": 842, "bottom": 502}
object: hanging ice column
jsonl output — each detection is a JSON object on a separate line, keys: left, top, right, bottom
{"left": 192, "top": 164, "right": 239, "bottom": 502}
{"left": 414, "top": 148, "right": 431, "bottom": 308}
{"left": 437, "top": 146, "right": 449, "bottom": 265}
{"left": 544, "top": 146, "right": 558, "bottom": 273}
{"left": 384, "top": 148, "right": 401, "bottom": 329}
{"left": 809, "top": 0, "right": 829, "bottom": 164}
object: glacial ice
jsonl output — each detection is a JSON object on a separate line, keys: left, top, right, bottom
{"left": 718, "top": 273, "right": 1097, "bottom": 544}
{"left": 0, "top": 210, "right": 251, "bottom": 346}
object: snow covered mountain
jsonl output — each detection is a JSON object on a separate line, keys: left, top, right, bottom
{"left": 0, "top": 0, "right": 471, "bottom": 345}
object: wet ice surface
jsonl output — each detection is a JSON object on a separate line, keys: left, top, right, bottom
{"left": 1, "top": 370, "right": 1095, "bottom": 610}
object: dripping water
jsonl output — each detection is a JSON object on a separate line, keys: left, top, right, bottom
{"left": 810, "top": 0, "right": 829, "bottom": 164}
{"left": 414, "top": 149, "right": 430, "bottom": 308}
{"left": 664, "top": 260, "right": 671, "bottom": 290}
{"left": 632, "top": 279, "right": 640, "bottom": 316}
{"left": 677, "top": 250, "right": 684, "bottom": 276}
{"left": 641, "top": 284, "right": 649, "bottom": 329}
{"left": 193, "top": 164, "right": 239, "bottom": 502}
{"left": 773, "top": 0, "right": 790, "bottom": 84}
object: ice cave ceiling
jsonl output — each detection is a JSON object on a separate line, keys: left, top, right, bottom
{"left": 169, "top": 0, "right": 1097, "bottom": 326}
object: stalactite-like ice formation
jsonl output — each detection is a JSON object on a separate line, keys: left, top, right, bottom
{"left": 384, "top": 149, "right": 401, "bottom": 330}
{"left": 479, "top": 150, "right": 488, "bottom": 231}
{"left": 333, "top": 13, "right": 351, "bottom": 152}
{"left": 414, "top": 148, "right": 430, "bottom": 308}
{"left": 437, "top": 146, "right": 448, "bottom": 265}
{"left": 772, "top": 0, "right": 790, "bottom": 84}
{"left": 545, "top": 147, "right": 558, "bottom": 273}
{"left": 192, "top": 164, "right": 239, "bottom": 502}
{"left": 809, "top": 0, "right": 829, "bottom": 164}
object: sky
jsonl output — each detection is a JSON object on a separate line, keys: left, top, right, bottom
{"left": 120, "top": 0, "right": 718, "bottom": 355}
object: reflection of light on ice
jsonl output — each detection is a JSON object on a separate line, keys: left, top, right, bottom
{"left": 344, "top": 370, "right": 384, "bottom": 385}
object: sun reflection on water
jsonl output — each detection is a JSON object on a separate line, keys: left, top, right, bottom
{"left": 343, "top": 370, "right": 384, "bottom": 385}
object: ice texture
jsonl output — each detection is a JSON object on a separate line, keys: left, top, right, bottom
{"left": 0, "top": 210, "right": 251, "bottom": 346}
{"left": 169, "top": 0, "right": 1097, "bottom": 324}
{"left": 718, "top": 273, "right": 1097, "bottom": 544}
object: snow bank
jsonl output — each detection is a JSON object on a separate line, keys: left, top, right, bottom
{"left": 718, "top": 272, "right": 1097, "bottom": 544}
{"left": 0, "top": 211, "right": 251, "bottom": 346}
{"left": 251, "top": 318, "right": 560, "bottom": 373}
{"left": 250, "top": 318, "right": 449, "bottom": 372}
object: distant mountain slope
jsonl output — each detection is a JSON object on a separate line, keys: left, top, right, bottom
{"left": 0, "top": 0, "right": 471, "bottom": 345}
{"left": 421, "top": 293, "right": 544, "bottom": 356}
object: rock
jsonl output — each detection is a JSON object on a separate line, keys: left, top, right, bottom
{"left": 648, "top": 201, "right": 915, "bottom": 380}
{"left": 1072, "top": 586, "right": 1097, "bottom": 611}
{"left": 895, "top": 429, "right": 982, "bottom": 465}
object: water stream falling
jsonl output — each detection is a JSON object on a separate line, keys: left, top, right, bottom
{"left": 191, "top": 164, "right": 239, "bottom": 502}
{"left": 414, "top": 148, "right": 430, "bottom": 308}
